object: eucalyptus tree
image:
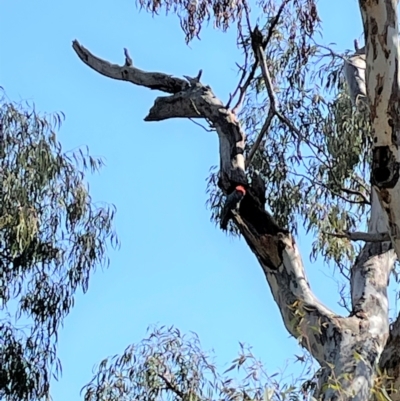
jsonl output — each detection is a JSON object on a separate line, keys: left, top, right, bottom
{"left": 72, "top": 0, "right": 400, "bottom": 400}
{"left": 0, "top": 92, "right": 117, "bottom": 401}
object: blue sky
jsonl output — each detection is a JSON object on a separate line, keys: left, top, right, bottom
{"left": 1, "top": 1, "right": 364, "bottom": 400}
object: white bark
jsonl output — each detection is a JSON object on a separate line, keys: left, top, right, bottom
{"left": 358, "top": 0, "right": 400, "bottom": 261}
{"left": 308, "top": 188, "right": 394, "bottom": 401}
{"left": 73, "top": 39, "right": 397, "bottom": 400}
{"left": 72, "top": 38, "right": 339, "bottom": 360}
{"left": 72, "top": 41, "right": 247, "bottom": 194}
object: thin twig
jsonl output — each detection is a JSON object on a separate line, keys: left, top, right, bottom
{"left": 249, "top": 29, "right": 304, "bottom": 161}
{"left": 227, "top": 7, "right": 256, "bottom": 112}
{"left": 338, "top": 186, "right": 370, "bottom": 205}
{"left": 184, "top": 70, "right": 203, "bottom": 85}
{"left": 246, "top": 108, "right": 274, "bottom": 168}
{"left": 311, "top": 41, "right": 347, "bottom": 62}
{"left": 226, "top": 26, "right": 250, "bottom": 110}
{"left": 290, "top": 170, "right": 370, "bottom": 205}
{"left": 189, "top": 118, "right": 214, "bottom": 132}
{"left": 243, "top": 2, "right": 252, "bottom": 33}
{"left": 264, "top": 0, "right": 289, "bottom": 47}
{"left": 190, "top": 99, "right": 202, "bottom": 115}
{"left": 231, "top": 63, "right": 258, "bottom": 114}
{"left": 329, "top": 173, "right": 370, "bottom": 204}
{"left": 226, "top": 63, "right": 247, "bottom": 109}
{"left": 228, "top": 0, "right": 288, "bottom": 114}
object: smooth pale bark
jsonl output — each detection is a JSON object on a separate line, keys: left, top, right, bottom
{"left": 358, "top": 0, "right": 400, "bottom": 262}
{"left": 72, "top": 41, "right": 338, "bottom": 357}
{"left": 324, "top": 190, "right": 395, "bottom": 400}
{"left": 357, "top": 1, "right": 400, "bottom": 395}
{"left": 72, "top": 38, "right": 396, "bottom": 400}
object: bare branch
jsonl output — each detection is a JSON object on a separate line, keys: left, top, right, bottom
{"left": 229, "top": 1, "right": 288, "bottom": 114}
{"left": 72, "top": 40, "right": 247, "bottom": 194}
{"left": 323, "top": 231, "right": 391, "bottom": 242}
{"left": 189, "top": 118, "right": 214, "bottom": 132}
{"left": 246, "top": 108, "right": 274, "bottom": 168}
{"left": 74, "top": 41, "right": 394, "bottom": 401}
{"left": 73, "top": 40, "right": 340, "bottom": 363}
{"left": 183, "top": 70, "right": 203, "bottom": 85}
{"left": 252, "top": 27, "right": 277, "bottom": 108}
{"left": 231, "top": 62, "right": 258, "bottom": 114}
{"left": 72, "top": 41, "right": 188, "bottom": 94}
{"left": 157, "top": 374, "right": 185, "bottom": 399}
{"left": 248, "top": 28, "right": 303, "bottom": 161}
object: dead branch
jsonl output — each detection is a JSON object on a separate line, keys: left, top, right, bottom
{"left": 73, "top": 40, "right": 247, "bottom": 194}
{"left": 72, "top": 41, "right": 188, "bottom": 94}
{"left": 246, "top": 26, "right": 304, "bottom": 163}
{"left": 73, "top": 41, "right": 339, "bottom": 369}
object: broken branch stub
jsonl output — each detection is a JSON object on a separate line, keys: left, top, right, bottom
{"left": 72, "top": 40, "right": 247, "bottom": 194}
{"left": 74, "top": 39, "right": 395, "bottom": 400}
{"left": 72, "top": 38, "right": 339, "bottom": 364}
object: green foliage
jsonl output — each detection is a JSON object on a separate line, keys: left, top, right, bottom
{"left": 0, "top": 90, "right": 118, "bottom": 401}
{"left": 136, "top": 0, "right": 372, "bottom": 282}
{"left": 83, "top": 325, "right": 316, "bottom": 401}
{"left": 136, "top": 0, "right": 247, "bottom": 43}
{"left": 201, "top": 3, "right": 371, "bottom": 281}
{"left": 0, "top": 0, "right": 378, "bottom": 399}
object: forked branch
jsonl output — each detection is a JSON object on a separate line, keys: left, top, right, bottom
{"left": 72, "top": 40, "right": 396, "bottom": 400}
{"left": 72, "top": 40, "right": 339, "bottom": 368}
{"left": 246, "top": 25, "right": 303, "bottom": 167}
{"left": 73, "top": 40, "right": 247, "bottom": 193}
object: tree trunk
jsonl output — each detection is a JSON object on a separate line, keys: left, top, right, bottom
{"left": 359, "top": 0, "right": 400, "bottom": 261}
{"left": 72, "top": 0, "right": 400, "bottom": 393}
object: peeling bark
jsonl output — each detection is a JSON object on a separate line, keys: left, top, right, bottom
{"left": 358, "top": 0, "right": 400, "bottom": 261}
{"left": 73, "top": 39, "right": 397, "bottom": 400}
{"left": 73, "top": 41, "right": 247, "bottom": 194}
{"left": 356, "top": 1, "right": 400, "bottom": 395}
{"left": 380, "top": 314, "right": 400, "bottom": 400}
{"left": 332, "top": 190, "right": 395, "bottom": 400}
